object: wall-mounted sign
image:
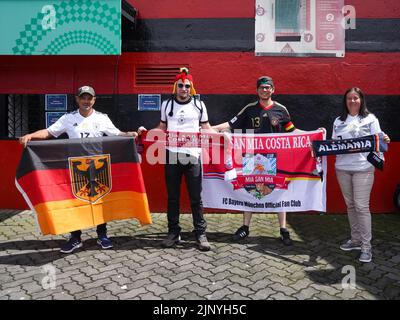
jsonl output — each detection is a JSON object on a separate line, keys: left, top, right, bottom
{"left": 138, "top": 94, "right": 161, "bottom": 111}
{"left": 0, "top": 0, "right": 121, "bottom": 55}
{"left": 45, "top": 94, "right": 67, "bottom": 111}
{"left": 255, "top": 0, "right": 345, "bottom": 57}
{"left": 46, "top": 112, "right": 66, "bottom": 128}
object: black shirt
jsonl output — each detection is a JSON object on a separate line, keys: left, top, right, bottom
{"left": 228, "top": 100, "right": 295, "bottom": 133}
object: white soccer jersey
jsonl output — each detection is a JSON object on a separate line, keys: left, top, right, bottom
{"left": 47, "top": 109, "right": 121, "bottom": 139}
{"left": 332, "top": 113, "right": 382, "bottom": 171}
{"left": 161, "top": 97, "right": 209, "bottom": 158}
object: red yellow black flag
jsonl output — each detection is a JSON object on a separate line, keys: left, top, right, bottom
{"left": 15, "top": 136, "right": 152, "bottom": 235}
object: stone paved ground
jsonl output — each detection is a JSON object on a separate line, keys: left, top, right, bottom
{"left": 0, "top": 210, "right": 400, "bottom": 300}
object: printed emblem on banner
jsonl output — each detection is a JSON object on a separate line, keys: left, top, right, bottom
{"left": 241, "top": 153, "right": 276, "bottom": 199}
{"left": 68, "top": 154, "right": 112, "bottom": 203}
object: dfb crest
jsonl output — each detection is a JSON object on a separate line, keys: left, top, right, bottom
{"left": 68, "top": 154, "right": 112, "bottom": 203}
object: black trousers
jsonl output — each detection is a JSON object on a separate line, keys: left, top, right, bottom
{"left": 71, "top": 223, "right": 107, "bottom": 240}
{"left": 165, "top": 151, "right": 207, "bottom": 235}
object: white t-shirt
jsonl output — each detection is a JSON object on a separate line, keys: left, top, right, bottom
{"left": 47, "top": 109, "right": 121, "bottom": 139}
{"left": 161, "top": 97, "right": 209, "bottom": 158}
{"left": 332, "top": 113, "right": 382, "bottom": 171}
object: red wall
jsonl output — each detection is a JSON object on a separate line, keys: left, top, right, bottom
{"left": 2, "top": 140, "right": 399, "bottom": 213}
{"left": 1, "top": 52, "right": 399, "bottom": 95}
{"left": 0, "top": 141, "right": 27, "bottom": 209}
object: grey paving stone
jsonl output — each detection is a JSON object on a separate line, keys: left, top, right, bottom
{"left": 269, "top": 292, "right": 297, "bottom": 300}
{"left": 209, "top": 270, "right": 233, "bottom": 282}
{"left": 166, "top": 279, "right": 192, "bottom": 292}
{"left": 1, "top": 211, "right": 400, "bottom": 301}
{"left": 144, "top": 283, "right": 168, "bottom": 296}
{"left": 160, "top": 288, "right": 190, "bottom": 300}
{"left": 90, "top": 270, "right": 119, "bottom": 281}
{"left": 128, "top": 278, "right": 152, "bottom": 290}
{"left": 310, "top": 284, "right": 341, "bottom": 296}
{"left": 227, "top": 283, "right": 255, "bottom": 297}
{"left": 75, "top": 288, "right": 108, "bottom": 300}
{"left": 206, "top": 288, "right": 234, "bottom": 300}
{"left": 118, "top": 287, "right": 148, "bottom": 299}
{"left": 31, "top": 289, "right": 59, "bottom": 300}
{"left": 337, "top": 289, "right": 362, "bottom": 300}
{"left": 62, "top": 282, "right": 85, "bottom": 295}
{"left": 51, "top": 292, "right": 74, "bottom": 300}
{"left": 225, "top": 293, "right": 251, "bottom": 300}
{"left": 251, "top": 287, "right": 276, "bottom": 299}
{"left": 1, "top": 277, "right": 36, "bottom": 289}
{"left": 149, "top": 275, "right": 173, "bottom": 287}
{"left": 292, "top": 287, "right": 321, "bottom": 299}
{"left": 229, "top": 275, "right": 254, "bottom": 287}
{"left": 83, "top": 278, "right": 114, "bottom": 290}
{"left": 139, "top": 292, "right": 162, "bottom": 300}
{"left": 269, "top": 282, "right": 297, "bottom": 296}
{"left": 208, "top": 279, "right": 234, "bottom": 292}
{"left": 186, "top": 283, "right": 212, "bottom": 297}
{"left": 356, "top": 290, "right": 379, "bottom": 300}
{"left": 168, "top": 271, "right": 196, "bottom": 283}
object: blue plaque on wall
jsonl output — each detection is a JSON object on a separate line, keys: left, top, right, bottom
{"left": 138, "top": 94, "right": 161, "bottom": 111}
{"left": 45, "top": 94, "right": 67, "bottom": 111}
{"left": 46, "top": 112, "right": 66, "bottom": 128}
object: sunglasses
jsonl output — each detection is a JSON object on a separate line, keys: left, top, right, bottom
{"left": 177, "top": 83, "right": 191, "bottom": 89}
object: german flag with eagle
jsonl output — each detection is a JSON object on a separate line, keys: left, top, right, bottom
{"left": 15, "top": 136, "right": 152, "bottom": 235}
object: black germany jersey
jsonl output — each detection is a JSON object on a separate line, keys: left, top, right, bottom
{"left": 228, "top": 100, "right": 295, "bottom": 133}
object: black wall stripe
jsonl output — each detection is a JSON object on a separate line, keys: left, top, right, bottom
{"left": 0, "top": 95, "right": 6, "bottom": 137}
{"left": 100, "top": 94, "right": 400, "bottom": 141}
{"left": 16, "top": 136, "right": 139, "bottom": 179}
{"left": 122, "top": 18, "right": 400, "bottom": 52}
{"left": 346, "top": 19, "right": 400, "bottom": 52}
{"left": 123, "top": 18, "right": 254, "bottom": 52}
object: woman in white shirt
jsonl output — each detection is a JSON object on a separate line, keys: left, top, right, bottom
{"left": 332, "top": 87, "right": 390, "bottom": 263}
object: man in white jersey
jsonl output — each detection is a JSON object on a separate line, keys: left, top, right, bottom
{"left": 19, "top": 86, "right": 137, "bottom": 253}
{"left": 139, "top": 67, "right": 215, "bottom": 251}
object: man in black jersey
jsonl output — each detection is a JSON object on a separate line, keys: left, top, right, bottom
{"left": 213, "top": 76, "right": 295, "bottom": 245}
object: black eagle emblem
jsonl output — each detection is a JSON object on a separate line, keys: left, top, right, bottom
{"left": 69, "top": 155, "right": 111, "bottom": 202}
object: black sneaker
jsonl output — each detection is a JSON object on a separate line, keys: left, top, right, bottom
{"left": 280, "top": 228, "right": 293, "bottom": 246}
{"left": 196, "top": 234, "right": 211, "bottom": 251}
{"left": 97, "top": 235, "right": 113, "bottom": 249}
{"left": 60, "top": 237, "right": 82, "bottom": 254}
{"left": 232, "top": 225, "right": 249, "bottom": 242}
{"left": 162, "top": 233, "right": 180, "bottom": 248}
